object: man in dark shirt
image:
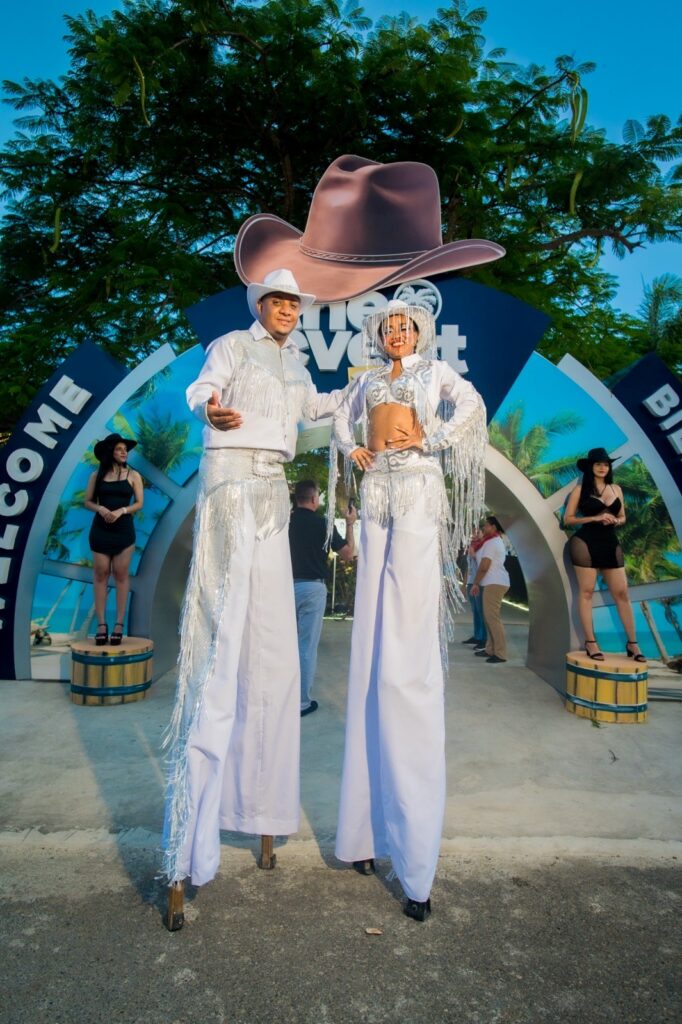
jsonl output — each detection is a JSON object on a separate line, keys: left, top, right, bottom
{"left": 289, "top": 479, "right": 357, "bottom": 716}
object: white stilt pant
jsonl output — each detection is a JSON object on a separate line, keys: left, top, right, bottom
{"left": 163, "top": 452, "right": 300, "bottom": 887}
{"left": 335, "top": 492, "right": 446, "bottom": 903}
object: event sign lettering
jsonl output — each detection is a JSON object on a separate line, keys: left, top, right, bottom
{"left": 0, "top": 342, "right": 127, "bottom": 678}
{"left": 612, "top": 353, "right": 682, "bottom": 492}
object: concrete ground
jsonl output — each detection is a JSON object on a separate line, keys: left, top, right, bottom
{"left": 1, "top": 609, "right": 681, "bottom": 1023}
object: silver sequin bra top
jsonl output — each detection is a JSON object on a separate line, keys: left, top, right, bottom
{"left": 365, "top": 371, "right": 419, "bottom": 410}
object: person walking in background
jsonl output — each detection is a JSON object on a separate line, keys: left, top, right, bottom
{"left": 564, "top": 447, "right": 646, "bottom": 662}
{"left": 84, "top": 433, "right": 144, "bottom": 646}
{"left": 461, "top": 529, "right": 487, "bottom": 650}
{"left": 470, "top": 515, "right": 510, "bottom": 664}
{"left": 289, "top": 479, "right": 357, "bottom": 717}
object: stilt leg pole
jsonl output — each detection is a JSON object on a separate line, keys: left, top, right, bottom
{"left": 258, "top": 835, "right": 276, "bottom": 870}
{"left": 165, "top": 880, "right": 185, "bottom": 931}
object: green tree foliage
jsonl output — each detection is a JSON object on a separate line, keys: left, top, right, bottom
{"left": 616, "top": 458, "right": 682, "bottom": 585}
{"left": 632, "top": 273, "right": 682, "bottom": 373}
{"left": 488, "top": 401, "right": 584, "bottom": 496}
{"left": 1, "top": 0, "right": 680, "bottom": 431}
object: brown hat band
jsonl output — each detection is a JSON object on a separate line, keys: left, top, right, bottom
{"left": 299, "top": 242, "right": 425, "bottom": 264}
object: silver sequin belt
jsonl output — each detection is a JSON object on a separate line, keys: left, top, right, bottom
{"left": 201, "top": 447, "right": 286, "bottom": 482}
{"left": 365, "top": 448, "right": 441, "bottom": 475}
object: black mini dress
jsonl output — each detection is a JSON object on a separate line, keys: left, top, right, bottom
{"left": 89, "top": 477, "right": 136, "bottom": 556}
{"left": 568, "top": 495, "right": 624, "bottom": 570}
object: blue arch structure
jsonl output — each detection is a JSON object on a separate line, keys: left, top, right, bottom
{"left": 1, "top": 276, "right": 680, "bottom": 684}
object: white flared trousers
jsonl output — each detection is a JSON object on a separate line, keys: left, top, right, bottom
{"left": 335, "top": 493, "right": 446, "bottom": 902}
{"left": 172, "top": 503, "right": 300, "bottom": 886}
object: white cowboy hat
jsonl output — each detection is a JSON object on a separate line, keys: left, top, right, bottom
{"left": 246, "top": 268, "right": 316, "bottom": 319}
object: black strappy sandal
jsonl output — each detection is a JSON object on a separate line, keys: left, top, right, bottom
{"left": 95, "top": 623, "right": 108, "bottom": 647}
{"left": 626, "top": 641, "right": 646, "bottom": 663}
{"left": 110, "top": 622, "right": 124, "bottom": 646}
{"left": 584, "top": 639, "right": 605, "bottom": 661}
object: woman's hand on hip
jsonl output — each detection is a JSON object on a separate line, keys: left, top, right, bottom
{"left": 350, "top": 447, "right": 374, "bottom": 470}
{"left": 385, "top": 423, "right": 424, "bottom": 450}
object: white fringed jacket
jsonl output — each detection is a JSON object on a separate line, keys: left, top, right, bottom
{"left": 187, "top": 320, "right": 345, "bottom": 459}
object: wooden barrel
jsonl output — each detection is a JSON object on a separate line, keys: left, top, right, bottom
{"left": 565, "top": 650, "right": 647, "bottom": 724}
{"left": 70, "top": 637, "right": 154, "bottom": 706}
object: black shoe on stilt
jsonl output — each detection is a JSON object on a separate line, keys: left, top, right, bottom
{"left": 352, "top": 859, "right": 375, "bottom": 875}
{"left": 404, "top": 897, "right": 431, "bottom": 922}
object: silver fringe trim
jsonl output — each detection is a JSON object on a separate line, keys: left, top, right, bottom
{"left": 328, "top": 371, "right": 487, "bottom": 558}
{"left": 358, "top": 454, "right": 464, "bottom": 673}
{"left": 161, "top": 449, "right": 290, "bottom": 884}
{"left": 327, "top": 400, "right": 487, "bottom": 672}
{"left": 326, "top": 437, "right": 356, "bottom": 550}
{"left": 221, "top": 359, "right": 309, "bottom": 432}
{"left": 438, "top": 396, "right": 488, "bottom": 558}
{"left": 360, "top": 453, "right": 449, "bottom": 527}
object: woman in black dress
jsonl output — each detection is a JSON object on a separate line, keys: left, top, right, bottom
{"left": 84, "top": 433, "right": 144, "bottom": 645}
{"left": 564, "top": 447, "right": 645, "bottom": 662}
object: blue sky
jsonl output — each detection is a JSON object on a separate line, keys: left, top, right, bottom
{"left": 1, "top": 0, "right": 679, "bottom": 314}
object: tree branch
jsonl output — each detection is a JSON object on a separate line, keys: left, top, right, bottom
{"left": 498, "top": 71, "right": 572, "bottom": 133}
{"left": 536, "top": 228, "right": 638, "bottom": 253}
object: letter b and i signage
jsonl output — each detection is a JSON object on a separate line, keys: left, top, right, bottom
{"left": 613, "top": 353, "right": 682, "bottom": 494}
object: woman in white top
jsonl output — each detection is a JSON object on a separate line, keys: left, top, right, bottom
{"left": 470, "top": 515, "right": 510, "bottom": 663}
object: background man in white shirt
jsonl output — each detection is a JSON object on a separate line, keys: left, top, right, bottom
{"left": 470, "top": 515, "right": 511, "bottom": 664}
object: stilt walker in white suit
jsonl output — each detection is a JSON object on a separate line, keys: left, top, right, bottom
{"left": 162, "top": 269, "right": 345, "bottom": 930}
{"left": 329, "top": 300, "right": 487, "bottom": 921}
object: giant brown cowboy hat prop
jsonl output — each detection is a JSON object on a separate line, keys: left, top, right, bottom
{"left": 235, "top": 155, "right": 505, "bottom": 303}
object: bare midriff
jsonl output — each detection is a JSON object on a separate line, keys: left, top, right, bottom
{"left": 368, "top": 403, "right": 418, "bottom": 452}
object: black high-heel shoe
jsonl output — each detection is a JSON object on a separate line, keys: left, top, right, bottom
{"left": 584, "top": 639, "right": 604, "bottom": 661}
{"left": 95, "top": 623, "right": 108, "bottom": 647}
{"left": 110, "top": 622, "right": 124, "bottom": 646}
{"left": 626, "top": 641, "right": 646, "bottom": 663}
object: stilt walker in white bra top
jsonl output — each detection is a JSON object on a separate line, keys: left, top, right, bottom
{"left": 162, "top": 269, "right": 347, "bottom": 930}
{"left": 329, "top": 299, "right": 487, "bottom": 922}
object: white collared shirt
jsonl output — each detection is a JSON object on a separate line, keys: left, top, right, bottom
{"left": 187, "top": 321, "right": 346, "bottom": 460}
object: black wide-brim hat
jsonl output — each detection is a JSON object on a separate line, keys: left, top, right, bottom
{"left": 576, "top": 447, "right": 620, "bottom": 472}
{"left": 94, "top": 433, "right": 138, "bottom": 462}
